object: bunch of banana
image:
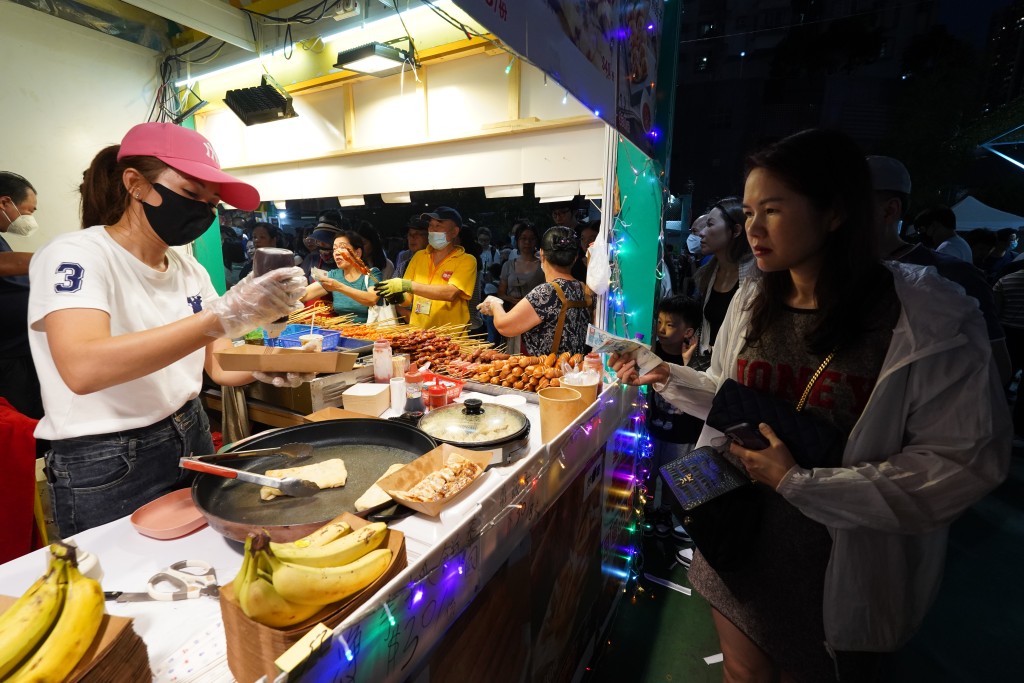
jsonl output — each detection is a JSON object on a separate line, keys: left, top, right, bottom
{"left": 0, "top": 543, "right": 105, "bottom": 682}
{"left": 230, "top": 521, "right": 392, "bottom": 628}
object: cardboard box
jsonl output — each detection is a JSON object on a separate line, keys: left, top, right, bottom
{"left": 215, "top": 345, "right": 358, "bottom": 374}
{"left": 220, "top": 513, "right": 406, "bottom": 683}
{"left": 303, "top": 406, "right": 378, "bottom": 422}
{"left": 378, "top": 444, "right": 491, "bottom": 517}
{"left": 341, "top": 382, "right": 391, "bottom": 417}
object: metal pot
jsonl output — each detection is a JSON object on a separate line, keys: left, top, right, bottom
{"left": 412, "top": 398, "right": 532, "bottom": 466}
{"left": 191, "top": 418, "right": 436, "bottom": 542}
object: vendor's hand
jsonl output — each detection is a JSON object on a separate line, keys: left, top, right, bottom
{"left": 477, "top": 295, "right": 504, "bottom": 316}
{"left": 729, "top": 423, "right": 797, "bottom": 489}
{"left": 206, "top": 267, "right": 307, "bottom": 338}
{"left": 374, "top": 278, "right": 412, "bottom": 298}
{"left": 608, "top": 352, "right": 670, "bottom": 386}
{"left": 252, "top": 371, "right": 315, "bottom": 388}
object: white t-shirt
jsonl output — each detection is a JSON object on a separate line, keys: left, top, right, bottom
{"left": 28, "top": 226, "right": 219, "bottom": 440}
{"left": 936, "top": 233, "right": 973, "bottom": 263}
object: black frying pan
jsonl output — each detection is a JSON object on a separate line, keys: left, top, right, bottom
{"left": 191, "top": 418, "right": 436, "bottom": 542}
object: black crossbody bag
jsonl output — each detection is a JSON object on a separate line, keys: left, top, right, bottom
{"left": 659, "top": 351, "right": 840, "bottom": 572}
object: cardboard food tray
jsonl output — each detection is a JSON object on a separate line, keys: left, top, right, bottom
{"left": 215, "top": 345, "right": 358, "bottom": 374}
{"left": 0, "top": 596, "right": 151, "bottom": 682}
{"left": 378, "top": 444, "right": 492, "bottom": 517}
{"left": 220, "top": 512, "right": 406, "bottom": 683}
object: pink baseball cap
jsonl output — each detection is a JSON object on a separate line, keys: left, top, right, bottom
{"left": 117, "top": 122, "right": 260, "bottom": 211}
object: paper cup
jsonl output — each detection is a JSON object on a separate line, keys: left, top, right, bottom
{"left": 538, "top": 386, "right": 584, "bottom": 443}
{"left": 561, "top": 378, "right": 600, "bottom": 406}
{"left": 298, "top": 333, "right": 323, "bottom": 352}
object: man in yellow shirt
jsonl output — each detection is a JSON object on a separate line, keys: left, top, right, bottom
{"left": 375, "top": 206, "right": 477, "bottom": 329}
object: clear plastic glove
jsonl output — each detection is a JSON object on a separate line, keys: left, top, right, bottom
{"left": 252, "top": 371, "right": 314, "bottom": 388}
{"left": 206, "top": 267, "right": 306, "bottom": 338}
{"left": 478, "top": 295, "right": 504, "bottom": 315}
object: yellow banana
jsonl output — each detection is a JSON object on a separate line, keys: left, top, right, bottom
{"left": 236, "top": 541, "right": 258, "bottom": 617}
{"left": 272, "top": 521, "right": 351, "bottom": 551}
{"left": 7, "top": 562, "right": 104, "bottom": 683}
{"left": 240, "top": 551, "right": 323, "bottom": 627}
{"left": 270, "top": 548, "right": 393, "bottom": 606}
{"left": 0, "top": 559, "right": 67, "bottom": 678}
{"left": 231, "top": 535, "right": 254, "bottom": 599}
{"left": 269, "top": 522, "right": 387, "bottom": 568}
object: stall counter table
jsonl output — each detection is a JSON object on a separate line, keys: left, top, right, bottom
{"left": 0, "top": 384, "right": 640, "bottom": 682}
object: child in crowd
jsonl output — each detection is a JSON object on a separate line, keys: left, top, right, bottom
{"left": 646, "top": 296, "right": 709, "bottom": 564}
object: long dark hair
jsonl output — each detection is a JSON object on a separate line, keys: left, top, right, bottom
{"left": 354, "top": 220, "right": 386, "bottom": 271}
{"left": 79, "top": 146, "right": 167, "bottom": 228}
{"left": 694, "top": 196, "right": 750, "bottom": 295}
{"left": 744, "top": 128, "right": 883, "bottom": 354}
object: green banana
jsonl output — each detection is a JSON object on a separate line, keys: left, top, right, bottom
{"left": 270, "top": 548, "right": 393, "bottom": 606}
{"left": 272, "top": 521, "right": 351, "bottom": 551}
{"left": 7, "top": 561, "right": 104, "bottom": 683}
{"left": 269, "top": 522, "right": 387, "bottom": 568}
{"left": 239, "top": 551, "right": 323, "bottom": 627}
{"left": 0, "top": 559, "right": 67, "bottom": 678}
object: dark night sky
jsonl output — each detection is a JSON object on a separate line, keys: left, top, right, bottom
{"left": 940, "top": 0, "right": 1016, "bottom": 47}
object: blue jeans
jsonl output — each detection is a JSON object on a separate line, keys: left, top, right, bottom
{"left": 45, "top": 398, "right": 213, "bottom": 537}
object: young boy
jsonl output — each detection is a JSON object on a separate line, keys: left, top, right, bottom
{"left": 646, "top": 296, "right": 708, "bottom": 562}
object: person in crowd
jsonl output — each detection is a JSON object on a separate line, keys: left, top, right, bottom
{"left": 868, "top": 155, "right": 1012, "bottom": 386}
{"left": 985, "top": 228, "right": 1018, "bottom": 278}
{"left": 571, "top": 220, "right": 600, "bottom": 281}
{"left": 610, "top": 128, "right": 1009, "bottom": 683}
{"left": 482, "top": 262, "right": 504, "bottom": 345}
{"left": 238, "top": 222, "right": 285, "bottom": 279}
{"left": 395, "top": 215, "right": 428, "bottom": 277}
{"left": 301, "top": 231, "right": 381, "bottom": 323}
{"left": 355, "top": 220, "right": 395, "bottom": 279}
{"left": 478, "top": 226, "right": 591, "bottom": 356}
{"left": 994, "top": 267, "right": 1024, "bottom": 441}
{"left": 645, "top": 295, "right": 708, "bottom": 546}
{"left": 374, "top": 206, "right": 477, "bottom": 330}
{"left": 914, "top": 205, "right": 972, "bottom": 262}
{"left": 477, "top": 226, "right": 502, "bottom": 271}
{"left": 0, "top": 172, "right": 43, "bottom": 421}
{"left": 964, "top": 228, "right": 998, "bottom": 270}
{"left": 300, "top": 223, "right": 343, "bottom": 283}
{"left": 694, "top": 197, "right": 753, "bottom": 352}
{"left": 550, "top": 197, "right": 581, "bottom": 233}
{"left": 498, "top": 222, "right": 546, "bottom": 353}
{"left": 28, "top": 122, "right": 308, "bottom": 536}
{"left": 455, "top": 223, "right": 486, "bottom": 337}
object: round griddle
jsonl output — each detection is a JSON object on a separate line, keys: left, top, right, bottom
{"left": 192, "top": 418, "right": 436, "bottom": 542}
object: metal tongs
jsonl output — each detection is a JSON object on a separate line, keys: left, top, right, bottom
{"left": 179, "top": 443, "right": 320, "bottom": 498}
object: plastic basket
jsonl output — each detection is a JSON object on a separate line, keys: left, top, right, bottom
{"left": 264, "top": 325, "right": 340, "bottom": 351}
{"left": 421, "top": 373, "right": 465, "bottom": 401}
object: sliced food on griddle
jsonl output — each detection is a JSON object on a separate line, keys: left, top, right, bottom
{"left": 354, "top": 463, "right": 405, "bottom": 511}
{"left": 260, "top": 458, "right": 348, "bottom": 501}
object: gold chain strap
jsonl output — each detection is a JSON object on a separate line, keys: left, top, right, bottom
{"left": 795, "top": 349, "right": 837, "bottom": 412}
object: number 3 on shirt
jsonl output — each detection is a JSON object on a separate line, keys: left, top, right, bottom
{"left": 54, "top": 262, "right": 85, "bottom": 293}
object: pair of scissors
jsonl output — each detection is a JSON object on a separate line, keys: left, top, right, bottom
{"left": 104, "top": 560, "right": 220, "bottom": 603}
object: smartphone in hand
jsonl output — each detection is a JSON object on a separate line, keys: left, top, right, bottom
{"left": 724, "top": 422, "right": 771, "bottom": 450}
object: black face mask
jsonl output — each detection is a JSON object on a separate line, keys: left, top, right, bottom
{"left": 142, "top": 183, "right": 216, "bottom": 247}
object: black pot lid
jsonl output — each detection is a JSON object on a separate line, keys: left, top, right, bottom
{"left": 416, "top": 398, "right": 528, "bottom": 445}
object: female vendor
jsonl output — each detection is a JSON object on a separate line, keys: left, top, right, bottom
{"left": 478, "top": 226, "right": 591, "bottom": 356}
{"left": 302, "top": 231, "right": 382, "bottom": 323}
{"left": 28, "top": 122, "right": 308, "bottom": 536}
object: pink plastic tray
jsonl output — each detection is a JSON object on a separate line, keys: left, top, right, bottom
{"left": 130, "top": 488, "right": 207, "bottom": 540}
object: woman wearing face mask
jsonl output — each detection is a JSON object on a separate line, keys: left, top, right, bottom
{"left": 0, "top": 172, "right": 43, "bottom": 420}
{"left": 694, "top": 197, "right": 753, "bottom": 353}
{"left": 301, "top": 231, "right": 382, "bottom": 323}
{"left": 27, "top": 122, "right": 308, "bottom": 536}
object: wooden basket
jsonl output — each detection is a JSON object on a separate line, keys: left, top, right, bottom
{"left": 220, "top": 513, "right": 406, "bottom": 683}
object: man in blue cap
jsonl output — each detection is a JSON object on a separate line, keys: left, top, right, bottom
{"left": 375, "top": 206, "right": 477, "bottom": 329}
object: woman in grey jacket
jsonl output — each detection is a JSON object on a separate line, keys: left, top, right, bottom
{"left": 612, "top": 129, "right": 1010, "bottom": 682}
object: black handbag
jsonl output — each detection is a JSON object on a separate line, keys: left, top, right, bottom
{"left": 659, "top": 446, "right": 759, "bottom": 572}
{"left": 706, "top": 350, "right": 844, "bottom": 470}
